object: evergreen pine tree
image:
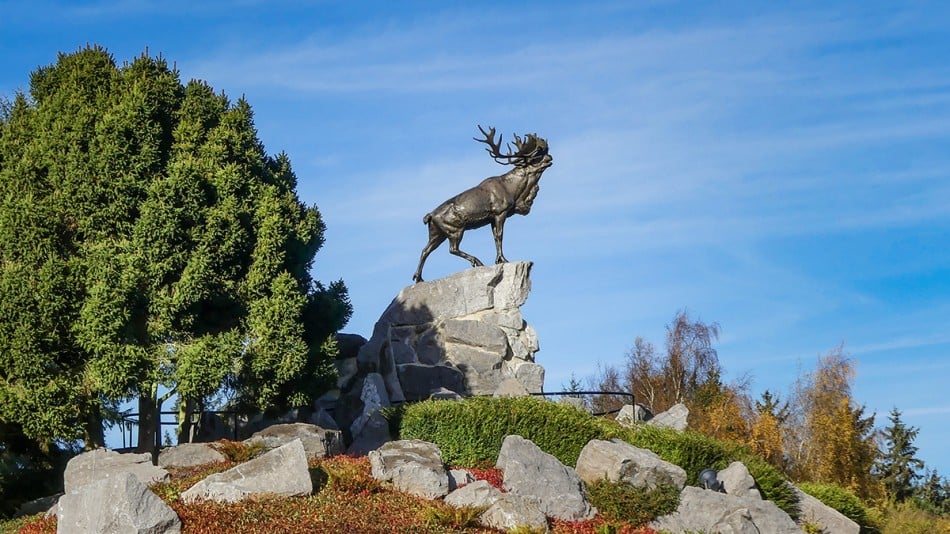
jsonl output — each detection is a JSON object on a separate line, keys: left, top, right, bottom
{"left": 0, "top": 46, "right": 350, "bottom": 453}
{"left": 875, "top": 407, "right": 924, "bottom": 502}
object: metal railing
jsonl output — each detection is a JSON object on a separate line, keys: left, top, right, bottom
{"left": 114, "top": 389, "right": 635, "bottom": 449}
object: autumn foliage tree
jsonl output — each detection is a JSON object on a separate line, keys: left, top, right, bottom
{"left": 591, "top": 309, "right": 726, "bottom": 421}
{"left": 0, "top": 46, "right": 350, "bottom": 454}
{"left": 748, "top": 390, "right": 791, "bottom": 470}
{"left": 787, "top": 346, "right": 879, "bottom": 498}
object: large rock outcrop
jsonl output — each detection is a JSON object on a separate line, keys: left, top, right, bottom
{"left": 575, "top": 439, "right": 687, "bottom": 490}
{"left": 496, "top": 435, "right": 595, "bottom": 522}
{"left": 158, "top": 442, "right": 226, "bottom": 468}
{"left": 336, "top": 262, "right": 544, "bottom": 445}
{"left": 369, "top": 439, "right": 450, "bottom": 499}
{"left": 651, "top": 486, "right": 801, "bottom": 534}
{"left": 57, "top": 472, "right": 180, "bottom": 534}
{"left": 64, "top": 448, "right": 169, "bottom": 492}
{"left": 244, "top": 423, "right": 343, "bottom": 459}
{"left": 794, "top": 485, "right": 860, "bottom": 534}
{"left": 181, "top": 439, "right": 312, "bottom": 503}
{"left": 648, "top": 403, "right": 689, "bottom": 431}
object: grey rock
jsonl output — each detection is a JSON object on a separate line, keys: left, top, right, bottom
{"left": 414, "top": 327, "right": 444, "bottom": 365}
{"left": 559, "top": 396, "right": 590, "bottom": 412}
{"left": 349, "top": 372, "right": 390, "bottom": 438}
{"left": 616, "top": 404, "right": 653, "bottom": 427}
{"left": 442, "top": 319, "right": 509, "bottom": 352}
{"left": 390, "top": 340, "right": 417, "bottom": 364}
{"left": 309, "top": 407, "right": 339, "bottom": 431}
{"left": 158, "top": 442, "right": 226, "bottom": 468}
{"left": 57, "top": 472, "right": 180, "bottom": 534}
{"left": 448, "top": 468, "right": 476, "bottom": 490}
{"left": 245, "top": 423, "right": 343, "bottom": 459}
{"left": 314, "top": 389, "right": 340, "bottom": 411}
{"left": 389, "top": 263, "right": 531, "bottom": 324}
{"left": 479, "top": 493, "right": 549, "bottom": 532}
{"left": 334, "top": 333, "right": 367, "bottom": 361}
{"left": 334, "top": 357, "right": 358, "bottom": 389}
{"left": 794, "top": 485, "right": 860, "bottom": 534}
{"left": 346, "top": 410, "right": 392, "bottom": 455}
{"left": 14, "top": 493, "right": 61, "bottom": 519}
{"left": 493, "top": 377, "right": 531, "bottom": 398}
{"left": 496, "top": 435, "right": 595, "bottom": 521}
{"left": 369, "top": 439, "right": 449, "bottom": 499}
{"left": 648, "top": 402, "right": 689, "bottom": 431}
{"left": 482, "top": 308, "right": 525, "bottom": 330}
{"left": 64, "top": 448, "right": 169, "bottom": 493}
{"left": 445, "top": 479, "right": 501, "bottom": 508}
{"left": 429, "top": 387, "right": 464, "bottom": 400}
{"left": 396, "top": 363, "right": 466, "bottom": 402}
{"left": 719, "top": 461, "right": 762, "bottom": 500}
{"left": 575, "top": 439, "right": 687, "bottom": 490}
{"left": 512, "top": 362, "right": 545, "bottom": 393}
{"left": 181, "top": 439, "right": 312, "bottom": 503}
{"left": 651, "top": 486, "right": 800, "bottom": 534}
{"left": 350, "top": 261, "right": 540, "bottom": 403}
{"left": 445, "top": 344, "right": 505, "bottom": 395}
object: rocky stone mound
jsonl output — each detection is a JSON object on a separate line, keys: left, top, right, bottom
{"left": 335, "top": 262, "right": 544, "bottom": 447}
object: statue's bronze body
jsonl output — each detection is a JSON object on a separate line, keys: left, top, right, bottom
{"left": 413, "top": 126, "right": 552, "bottom": 282}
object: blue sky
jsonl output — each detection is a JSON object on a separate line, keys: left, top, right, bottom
{"left": 2, "top": 1, "right": 948, "bottom": 475}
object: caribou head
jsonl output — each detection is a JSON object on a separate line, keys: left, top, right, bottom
{"left": 412, "top": 125, "right": 552, "bottom": 283}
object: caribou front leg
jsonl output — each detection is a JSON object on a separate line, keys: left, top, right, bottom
{"left": 491, "top": 215, "right": 508, "bottom": 264}
{"left": 448, "top": 230, "right": 484, "bottom": 268}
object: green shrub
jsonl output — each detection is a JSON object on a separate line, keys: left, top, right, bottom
{"left": 798, "top": 482, "right": 874, "bottom": 532}
{"left": 212, "top": 439, "right": 265, "bottom": 462}
{"left": 619, "top": 424, "right": 798, "bottom": 518}
{"left": 396, "top": 396, "right": 616, "bottom": 467}
{"left": 586, "top": 480, "right": 680, "bottom": 526}
{"left": 396, "top": 396, "right": 799, "bottom": 518}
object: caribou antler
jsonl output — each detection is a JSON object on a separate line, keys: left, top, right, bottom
{"left": 475, "top": 125, "right": 547, "bottom": 166}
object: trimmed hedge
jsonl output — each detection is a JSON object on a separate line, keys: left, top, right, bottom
{"left": 395, "top": 396, "right": 616, "bottom": 467}
{"left": 393, "top": 396, "right": 798, "bottom": 517}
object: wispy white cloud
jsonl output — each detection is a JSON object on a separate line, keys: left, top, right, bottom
{"left": 903, "top": 406, "right": 950, "bottom": 417}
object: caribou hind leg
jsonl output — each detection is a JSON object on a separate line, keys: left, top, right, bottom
{"left": 413, "top": 223, "right": 447, "bottom": 283}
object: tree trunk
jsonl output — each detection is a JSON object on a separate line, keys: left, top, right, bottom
{"left": 177, "top": 397, "right": 197, "bottom": 444}
{"left": 136, "top": 387, "right": 160, "bottom": 456}
{"left": 83, "top": 406, "right": 105, "bottom": 450}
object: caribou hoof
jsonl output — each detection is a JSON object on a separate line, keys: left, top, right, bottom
{"left": 495, "top": 257, "right": 508, "bottom": 264}
{"left": 412, "top": 274, "right": 424, "bottom": 283}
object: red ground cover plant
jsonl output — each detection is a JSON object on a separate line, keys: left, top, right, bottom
{"left": 464, "top": 466, "right": 504, "bottom": 490}
{"left": 14, "top": 515, "right": 56, "bottom": 534}
{"left": 550, "top": 518, "right": 661, "bottom": 534}
{"left": 11, "top": 454, "right": 664, "bottom": 533}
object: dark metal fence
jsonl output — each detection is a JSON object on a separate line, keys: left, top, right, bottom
{"left": 114, "top": 389, "right": 635, "bottom": 449}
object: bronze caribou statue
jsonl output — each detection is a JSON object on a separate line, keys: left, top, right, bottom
{"left": 413, "top": 126, "right": 552, "bottom": 282}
